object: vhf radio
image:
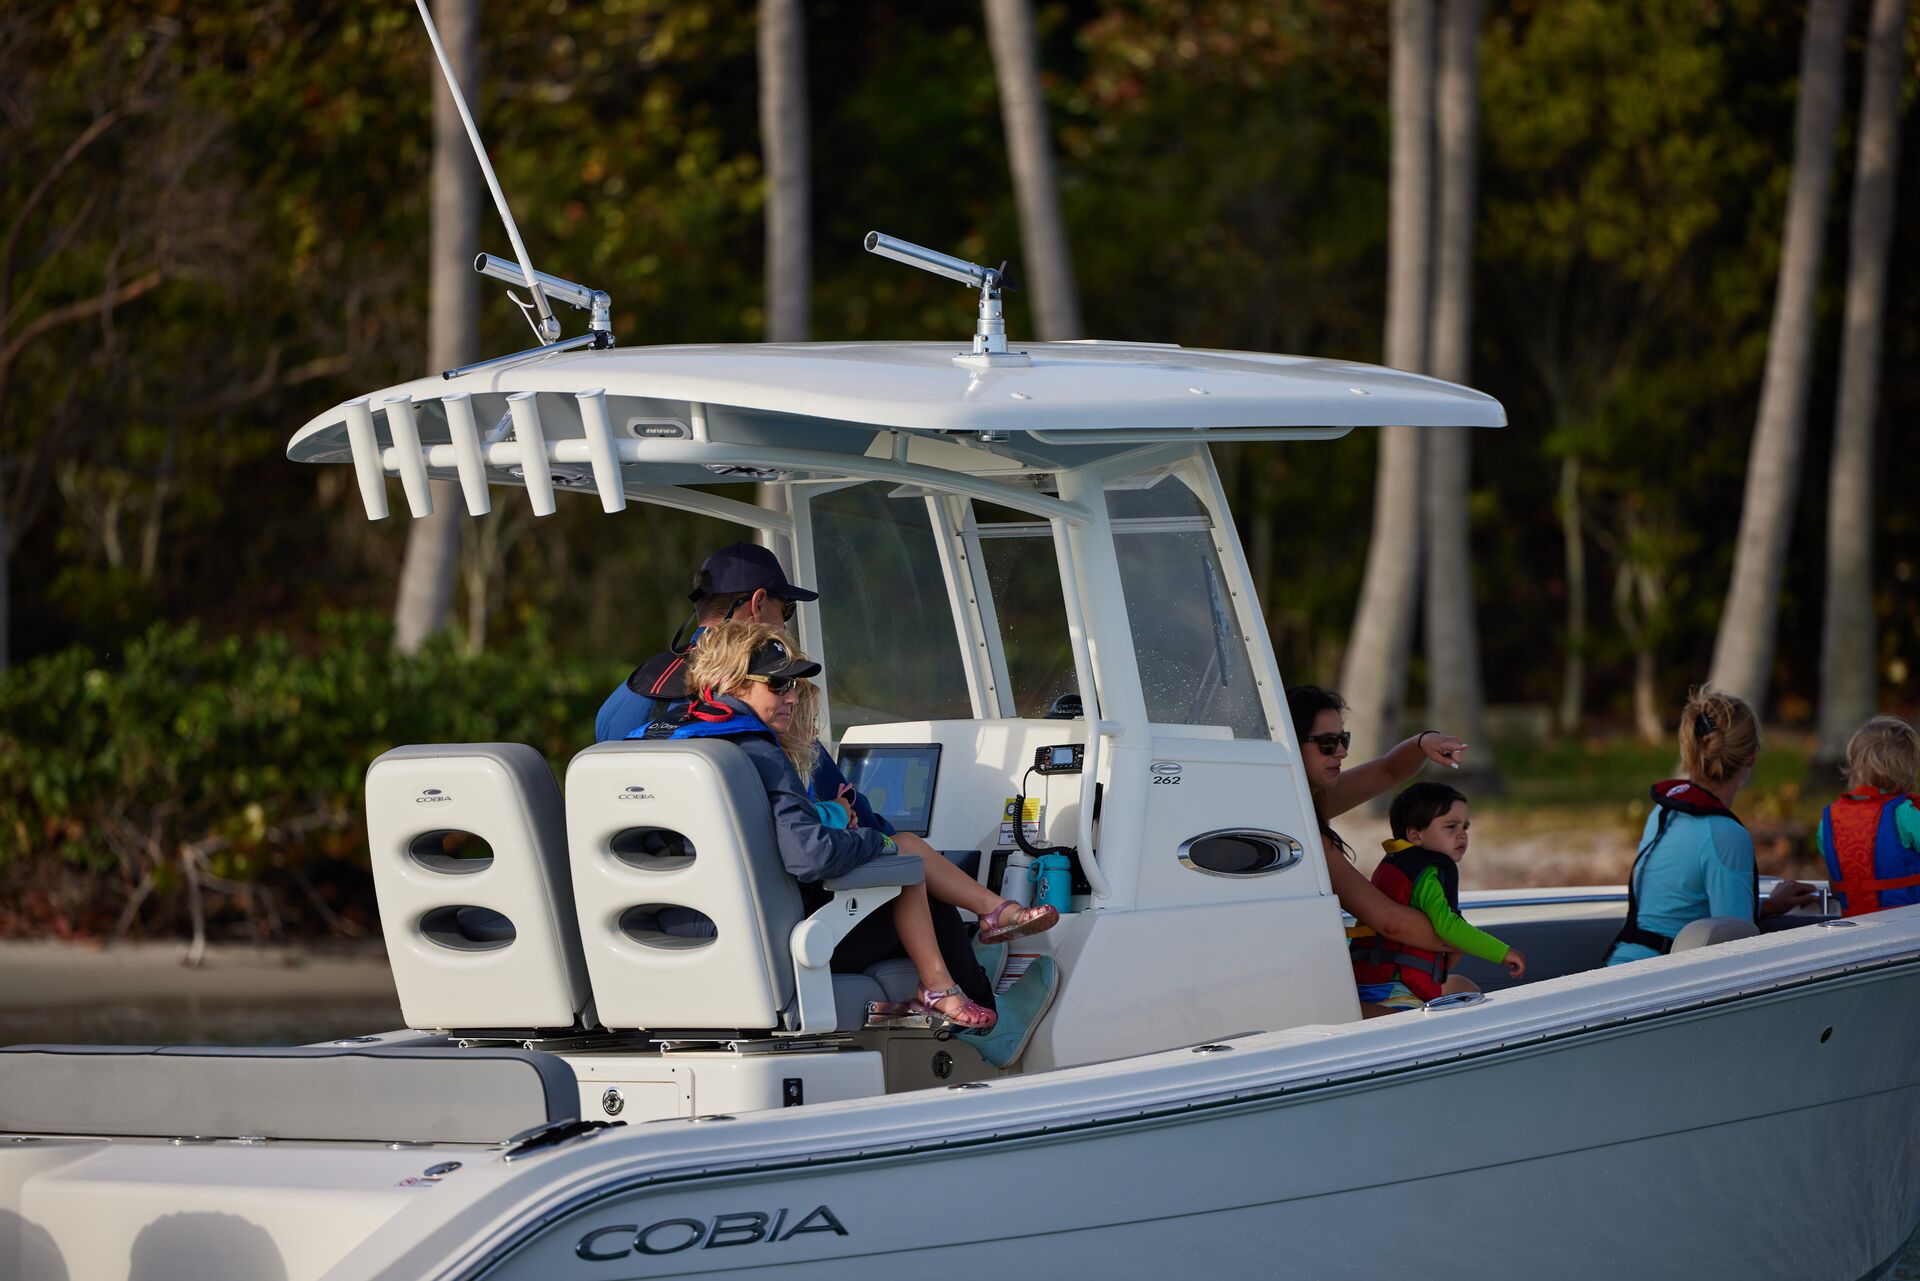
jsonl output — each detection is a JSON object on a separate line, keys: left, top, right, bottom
{"left": 1032, "top": 743, "right": 1083, "bottom": 775}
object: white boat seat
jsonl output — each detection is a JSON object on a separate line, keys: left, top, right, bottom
{"left": 366, "top": 744, "right": 593, "bottom": 1033}
{"left": 1671, "top": 916, "right": 1760, "bottom": 951}
{"left": 0, "top": 1043, "right": 576, "bottom": 1143}
{"left": 567, "top": 739, "right": 922, "bottom": 1036}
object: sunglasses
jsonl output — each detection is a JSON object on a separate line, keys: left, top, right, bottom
{"left": 742, "top": 673, "right": 802, "bottom": 695}
{"left": 1305, "top": 731, "right": 1352, "bottom": 756}
{"left": 723, "top": 593, "right": 797, "bottom": 623}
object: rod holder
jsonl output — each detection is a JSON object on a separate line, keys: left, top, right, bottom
{"left": 341, "top": 397, "right": 390, "bottom": 521}
{"left": 382, "top": 396, "right": 434, "bottom": 518}
{"left": 505, "top": 393, "right": 557, "bottom": 517}
{"left": 443, "top": 393, "right": 492, "bottom": 516}
{"left": 575, "top": 389, "right": 627, "bottom": 514}
{"left": 864, "top": 231, "right": 1010, "bottom": 356}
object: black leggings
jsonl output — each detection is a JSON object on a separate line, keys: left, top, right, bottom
{"left": 830, "top": 898, "right": 996, "bottom": 1010}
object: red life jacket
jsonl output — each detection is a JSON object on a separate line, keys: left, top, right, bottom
{"left": 1820, "top": 787, "right": 1920, "bottom": 916}
{"left": 1349, "top": 844, "right": 1459, "bottom": 1002}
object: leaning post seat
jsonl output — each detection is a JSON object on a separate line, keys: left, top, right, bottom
{"left": 566, "top": 740, "right": 923, "bottom": 1036}
{"left": 365, "top": 744, "right": 594, "bottom": 1032}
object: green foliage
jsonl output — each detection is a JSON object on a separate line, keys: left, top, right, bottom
{"left": 0, "top": 616, "right": 619, "bottom": 939}
{"left": 6, "top": 0, "right": 1920, "bottom": 941}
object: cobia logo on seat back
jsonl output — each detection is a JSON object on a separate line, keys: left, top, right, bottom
{"left": 575, "top": 1205, "right": 848, "bottom": 1261}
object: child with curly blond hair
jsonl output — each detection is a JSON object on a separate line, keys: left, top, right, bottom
{"left": 1818, "top": 716, "right": 1920, "bottom": 917}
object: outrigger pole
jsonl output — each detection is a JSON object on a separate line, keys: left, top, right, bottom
{"left": 413, "top": 0, "right": 558, "bottom": 343}
{"left": 410, "top": 1, "right": 614, "bottom": 379}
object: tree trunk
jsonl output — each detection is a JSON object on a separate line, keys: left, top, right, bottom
{"left": 1341, "top": 0, "right": 1433, "bottom": 762}
{"left": 1423, "top": 0, "right": 1497, "bottom": 784}
{"left": 984, "top": 0, "right": 1083, "bottom": 339}
{"left": 759, "top": 0, "right": 810, "bottom": 345}
{"left": 1708, "top": 0, "right": 1850, "bottom": 709}
{"left": 1633, "top": 643, "right": 1662, "bottom": 744}
{"left": 1556, "top": 454, "right": 1586, "bottom": 733}
{"left": 1815, "top": 0, "right": 1905, "bottom": 768}
{"left": 394, "top": 0, "right": 481, "bottom": 655}
{"left": 756, "top": 0, "right": 810, "bottom": 550}
{"left": 0, "top": 416, "right": 9, "bottom": 673}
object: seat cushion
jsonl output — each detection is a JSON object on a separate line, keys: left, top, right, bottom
{"left": 0, "top": 1044, "right": 577, "bottom": 1143}
{"left": 830, "top": 959, "right": 923, "bottom": 1031}
{"left": 832, "top": 973, "right": 886, "bottom": 1031}
{"left": 865, "top": 957, "right": 920, "bottom": 1003}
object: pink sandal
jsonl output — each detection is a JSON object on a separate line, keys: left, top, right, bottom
{"left": 912, "top": 984, "right": 997, "bottom": 1031}
{"left": 977, "top": 900, "right": 1059, "bottom": 946}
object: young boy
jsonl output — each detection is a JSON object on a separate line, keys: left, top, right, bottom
{"left": 1819, "top": 715, "right": 1920, "bottom": 917}
{"left": 1350, "top": 782, "right": 1525, "bottom": 1013}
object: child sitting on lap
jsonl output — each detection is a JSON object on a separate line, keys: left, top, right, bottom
{"left": 1351, "top": 782, "right": 1525, "bottom": 1013}
{"left": 1819, "top": 716, "right": 1920, "bottom": 917}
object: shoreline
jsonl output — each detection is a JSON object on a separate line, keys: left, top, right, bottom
{"left": 0, "top": 940, "right": 398, "bottom": 1011}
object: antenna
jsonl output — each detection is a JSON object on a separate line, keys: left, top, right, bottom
{"left": 414, "top": 0, "right": 559, "bottom": 343}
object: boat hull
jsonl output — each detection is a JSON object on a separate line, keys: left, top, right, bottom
{"left": 460, "top": 949, "right": 1920, "bottom": 1280}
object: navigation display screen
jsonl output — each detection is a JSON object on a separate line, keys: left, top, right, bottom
{"left": 836, "top": 744, "right": 942, "bottom": 837}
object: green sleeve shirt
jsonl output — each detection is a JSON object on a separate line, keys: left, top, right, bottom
{"left": 1409, "top": 867, "right": 1510, "bottom": 964}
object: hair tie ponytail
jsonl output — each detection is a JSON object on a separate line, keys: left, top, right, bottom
{"left": 1679, "top": 686, "right": 1758, "bottom": 784}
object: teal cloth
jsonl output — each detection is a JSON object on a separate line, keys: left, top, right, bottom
{"left": 1608, "top": 808, "right": 1755, "bottom": 965}
{"left": 964, "top": 956, "right": 1058, "bottom": 1069}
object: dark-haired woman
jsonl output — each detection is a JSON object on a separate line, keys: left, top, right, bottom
{"left": 1286, "top": 686, "right": 1470, "bottom": 1006}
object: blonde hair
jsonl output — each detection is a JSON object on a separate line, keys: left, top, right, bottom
{"left": 1845, "top": 715, "right": 1920, "bottom": 794}
{"left": 1679, "top": 686, "right": 1760, "bottom": 784}
{"left": 686, "top": 620, "right": 820, "bottom": 782}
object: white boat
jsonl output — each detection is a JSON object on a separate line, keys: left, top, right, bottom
{"left": 3, "top": 228, "right": 1917, "bottom": 1280}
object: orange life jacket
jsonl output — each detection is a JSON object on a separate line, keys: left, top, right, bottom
{"left": 1820, "top": 787, "right": 1920, "bottom": 916}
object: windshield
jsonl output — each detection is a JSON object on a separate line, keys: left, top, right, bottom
{"left": 971, "top": 501, "right": 1077, "bottom": 718}
{"left": 1109, "top": 472, "right": 1270, "bottom": 739}
{"left": 808, "top": 483, "right": 971, "bottom": 738}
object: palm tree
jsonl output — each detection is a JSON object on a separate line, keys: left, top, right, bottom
{"left": 983, "top": 0, "right": 1082, "bottom": 339}
{"left": 1341, "top": 0, "right": 1433, "bottom": 762}
{"left": 1816, "top": 0, "right": 1905, "bottom": 770}
{"left": 1423, "top": 0, "right": 1497, "bottom": 785}
{"left": 759, "top": 0, "right": 810, "bottom": 345}
{"left": 1708, "top": 0, "right": 1850, "bottom": 709}
{"left": 756, "top": 0, "right": 810, "bottom": 548}
{"left": 393, "top": 0, "right": 480, "bottom": 655}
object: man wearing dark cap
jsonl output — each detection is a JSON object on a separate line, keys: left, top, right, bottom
{"left": 594, "top": 542, "right": 817, "bottom": 743}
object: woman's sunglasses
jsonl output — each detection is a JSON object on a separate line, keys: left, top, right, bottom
{"left": 742, "top": 673, "right": 801, "bottom": 695}
{"left": 1305, "top": 731, "right": 1352, "bottom": 756}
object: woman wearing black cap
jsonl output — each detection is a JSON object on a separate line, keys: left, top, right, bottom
{"left": 669, "top": 621, "right": 1057, "bottom": 1029}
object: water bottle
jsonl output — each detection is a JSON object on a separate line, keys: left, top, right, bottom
{"left": 1000, "top": 851, "right": 1034, "bottom": 907}
{"left": 1030, "top": 852, "right": 1073, "bottom": 914}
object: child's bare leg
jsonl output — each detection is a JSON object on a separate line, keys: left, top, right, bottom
{"left": 891, "top": 883, "right": 992, "bottom": 1026}
{"left": 1441, "top": 974, "right": 1481, "bottom": 995}
{"left": 892, "top": 832, "right": 1003, "bottom": 915}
